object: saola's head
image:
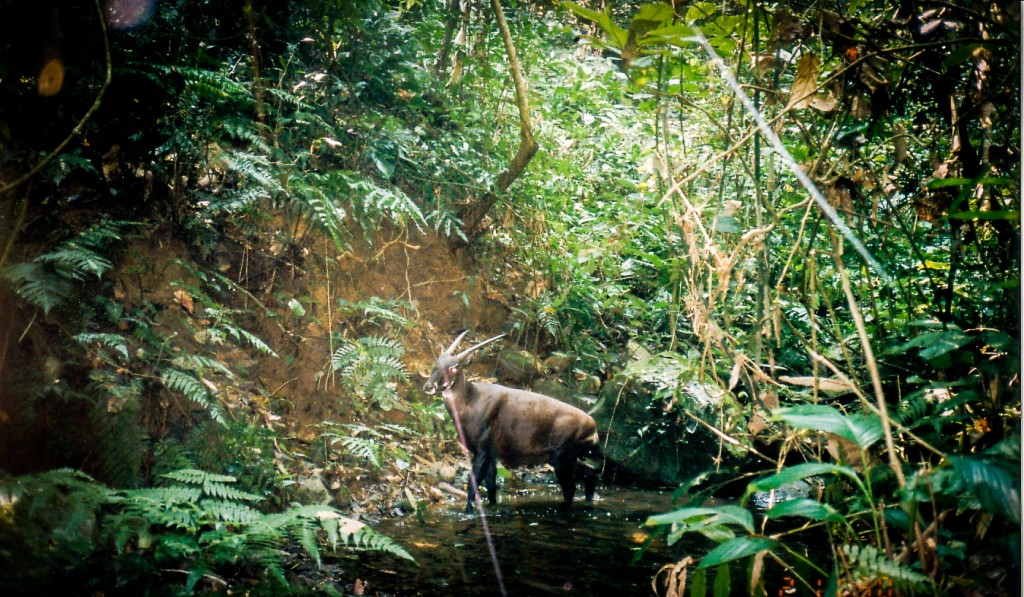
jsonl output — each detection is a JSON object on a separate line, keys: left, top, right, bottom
{"left": 423, "top": 331, "right": 505, "bottom": 395}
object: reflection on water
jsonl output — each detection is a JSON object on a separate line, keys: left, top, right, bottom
{"left": 343, "top": 485, "right": 703, "bottom": 596}
{"left": 343, "top": 482, "right": 833, "bottom": 596}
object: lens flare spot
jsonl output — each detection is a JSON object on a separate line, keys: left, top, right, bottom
{"left": 38, "top": 58, "right": 64, "bottom": 96}
{"left": 104, "top": 0, "right": 156, "bottom": 30}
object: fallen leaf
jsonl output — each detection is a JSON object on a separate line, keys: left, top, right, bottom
{"left": 787, "top": 54, "right": 821, "bottom": 110}
{"left": 173, "top": 289, "right": 194, "bottom": 314}
{"left": 779, "top": 375, "right": 856, "bottom": 394}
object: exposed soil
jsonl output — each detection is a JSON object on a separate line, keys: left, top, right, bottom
{"left": 0, "top": 214, "right": 533, "bottom": 516}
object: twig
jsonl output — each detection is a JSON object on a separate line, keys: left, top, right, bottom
{"left": 0, "top": 184, "right": 31, "bottom": 272}
{"left": 687, "top": 32, "right": 891, "bottom": 282}
{"left": 833, "top": 237, "right": 905, "bottom": 487}
{"left": 678, "top": 408, "right": 779, "bottom": 467}
{"left": 0, "top": 0, "right": 112, "bottom": 198}
{"left": 805, "top": 350, "right": 946, "bottom": 459}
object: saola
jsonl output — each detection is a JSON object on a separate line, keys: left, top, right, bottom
{"left": 424, "top": 331, "right": 600, "bottom": 512}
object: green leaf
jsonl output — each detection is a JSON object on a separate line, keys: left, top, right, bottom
{"left": 925, "top": 175, "right": 1013, "bottom": 189}
{"left": 888, "top": 329, "right": 972, "bottom": 361}
{"left": 1, "top": 262, "right": 71, "bottom": 314}
{"left": 765, "top": 498, "right": 844, "bottom": 524}
{"left": 712, "top": 563, "right": 730, "bottom": 597}
{"left": 75, "top": 332, "right": 130, "bottom": 361}
{"left": 773, "top": 405, "right": 883, "bottom": 450}
{"left": 745, "top": 463, "right": 861, "bottom": 500}
{"left": 942, "top": 43, "right": 985, "bottom": 68}
{"left": 949, "top": 456, "right": 1021, "bottom": 524}
{"left": 947, "top": 209, "right": 1020, "bottom": 221}
{"left": 563, "top": 3, "right": 629, "bottom": 48}
{"left": 698, "top": 536, "right": 778, "bottom": 569}
{"left": 647, "top": 23, "right": 701, "bottom": 48}
{"left": 287, "top": 298, "right": 306, "bottom": 317}
{"left": 712, "top": 214, "right": 741, "bottom": 233}
{"left": 690, "top": 567, "right": 707, "bottom": 597}
{"left": 645, "top": 505, "right": 754, "bottom": 534}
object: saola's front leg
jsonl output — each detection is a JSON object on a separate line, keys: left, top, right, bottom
{"left": 553, "top": 455, "right": 578, "bottom": 508}
{"left": 467, "top": 448, "right": 497, "bottom": 513}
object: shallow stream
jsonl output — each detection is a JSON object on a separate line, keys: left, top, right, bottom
{"left": 340, "top": 483, "right": 827, "bottom": 596}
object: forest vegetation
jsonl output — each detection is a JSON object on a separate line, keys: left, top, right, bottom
{"left": 0, "top": 0, "right": 1019, "bottom": 595}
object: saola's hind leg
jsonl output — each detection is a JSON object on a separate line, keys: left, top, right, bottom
{"left": 577, "top": 459, "right": 598, "bottom": 501}
{"left": 554, "top": 462, "right": 578, "bottom": 507}
{"left": 482, "top": 455, "right": 498, "bottom": 505}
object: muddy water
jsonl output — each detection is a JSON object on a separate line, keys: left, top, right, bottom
{"left": 344, "top": 484, "right": 714, "bottom": 597}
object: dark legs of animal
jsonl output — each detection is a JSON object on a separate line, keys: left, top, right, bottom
{"left": 482, "top": 456, "right": 497, "bottom": 504}
{"left": 555, "top": 464, "right": 577, "bottom": 507}
{"left": 579, "top": 460, "right": 597, "bottom": 501}
{"left": 467, "top": 450, "right": 498, "bottom": 513}
{"left": 554, "top": 457, "right": 599, "bottom": 508}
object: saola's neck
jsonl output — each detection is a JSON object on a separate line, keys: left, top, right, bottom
{"left": 443, "top": 375, "right": 472, "bottom": 402}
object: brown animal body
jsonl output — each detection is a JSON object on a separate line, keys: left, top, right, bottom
{"left": 424, "top": 332, "right": 600, "bottom": 513}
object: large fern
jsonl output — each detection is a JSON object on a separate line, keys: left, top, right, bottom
{"left": 161, "top": 367, "right": 228, "bottom": 424}
{"left": 336, "top": 296, "right": 416, "bottom": 329}
{"left": 88, "top": 373, "right": 146, "bottom": 488}
{"left": 76, "top": 332, "right": 131, "bottom": 362}
{"left": 145, "top": 64, "right": 252, "bottom": 107}
{"left": 0, "top": 469, "right": 113, "bottom": 587}
{"left": 0, "top": 262, "right": 72, "bottom": 314}
{"left": 107, "top": 468, "right": 412, "bottom": 593}
{"left": 1, "top": 220, "right": 134, "bottom": 314}
{"left": 840, "top": 544, "right": 933, "bottom": 595}
{"left": 291, "top": 171, "right": 352, "bottom": 251}
{"left": 331, "top": 336, "right": 410, "bottom": 411}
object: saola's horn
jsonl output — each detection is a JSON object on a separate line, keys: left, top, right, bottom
{"left": 444, "top": 330, "right": 471, "bottom": 355}
{"left": 454, "top": 333, "right": 506, "bottom": 362}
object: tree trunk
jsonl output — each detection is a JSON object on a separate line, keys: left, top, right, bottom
{"left": 434, "top": 0, "right": 460, "bottom": 77}
{"left": 244, "top": 0, "right": 265, "bottom": 125}
{"left": 458, "top": 0, "right": 539, "bottom": 243}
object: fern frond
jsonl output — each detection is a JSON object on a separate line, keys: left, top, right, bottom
{"left": 150, "top": 64, "right": 251, "bottom": 104}
{"left": 119, "top": 487, "right": 203, "bottom": 531}
{"left": 292, "top": 174, "right": 349, "bottom": 250}
{"left": 841, "top": 544, "right": 933, "bottom": 595}
{"left": 222, "top": 324, "right": 279, "bottom": 357}
{"left": 76, "top": 332, "right": 130, "bottom": 361}
{"left": 200, "top": 480, "right": 263, "bottom": 502}
{"left": 220, "top": 115, "right": 271, "bottom": 152}
{"left": 221, "top": 150, "right": 283, "bottom": 194}
{"left": 170, "top": 353, "right": 235, "bottom": 377}
{"left": 426, "top": 207, "right": 467, "bottom": 241}
{"left": 331, "top": 336, "right": 410, "bottom": 410}
{"left": 0, "top": 262, "right": 72, "bottom": 313}
{"left": 38, "top": 246, "right": 112, "bottom": 280}
{"left": 162, "top": 469, "right": 238, "bottom": 486}
{"left": 379, "top": 423, "right": 412, "bottom": 435}
{"left": 341, "top": 436, "right": 382, "bottom": 468}
{"left": 0, "top": 220, "right": 134, "bottom": 313}
{"left": 537, "top": 304, "right": 562, "bottom": 338}
{"left": 347, "top": 175, "right": 426, "bottom": 231}
{"left": 160, "top": 369, "right": 227, "bottom": 423}
{"left": 360, "top": 335, "right": 406, "bottom": 357}
{"left": 89, "top": 391, "right": 144, "bottom": 488}
{"left": 336, "top": 296, "right": 416, "bottom": 328}
{"left": 47, "top": 152, "right": 98, "bottom": 185}
{"left": 198, "top": 499, "right": 262, "bottom": 524}
{"left": 294, "top": 505, "right": 413, "bottom": 561}
{"left": 127, "top": 485, "right": 204, "bottom": 505}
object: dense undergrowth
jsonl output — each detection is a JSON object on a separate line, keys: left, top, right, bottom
{"left": 0, "top": 0, "right": 1019, "bottom": 595}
